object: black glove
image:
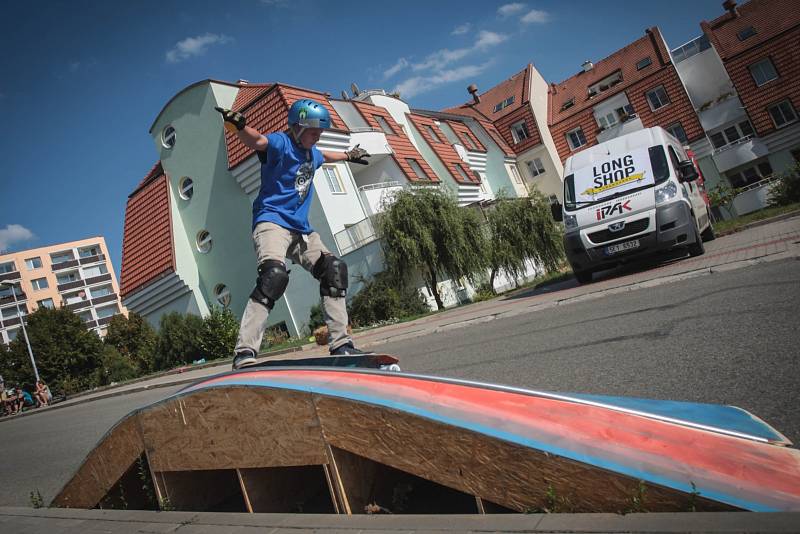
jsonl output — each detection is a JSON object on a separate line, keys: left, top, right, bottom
{"left": 344, "top": 144, "right": 371, "bottom": 165}
{"left": 214, "top": 106, "right": 246, "bottom": 131}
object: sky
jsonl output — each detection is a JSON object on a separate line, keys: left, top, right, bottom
{"left": 0, "top": 0, "right": 731, "bottom": 274}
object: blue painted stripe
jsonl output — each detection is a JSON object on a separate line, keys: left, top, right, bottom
{"left": 178, "top": 376, "right": 776, "bottom": 511}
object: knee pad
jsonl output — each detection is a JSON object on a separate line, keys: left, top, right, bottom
{"left": 250, "top": 260, "right": 289, "bottom": 309}
{"left": 312, "top": 253, "right": 348, "bottom": 298}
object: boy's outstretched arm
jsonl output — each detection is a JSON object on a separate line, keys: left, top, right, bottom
{"left": 323, "top": 144, "right": 371, "bottom": 164}
{"left": 215, "top": 107, "right": 268, "bottom": 152}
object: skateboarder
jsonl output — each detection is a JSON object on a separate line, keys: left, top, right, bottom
{"left": 215, "top": 99, "right": 371, "bottom": 369}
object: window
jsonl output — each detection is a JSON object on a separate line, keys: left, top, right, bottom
{"left": 406, "top": 159, "right": 431, "bottom": 181}
{"left": 214, "top": 284, "right": 231, "bottom": 307}
{"left": 526, "top": 158, "right": 546, "bottom": 177}
{"left": 737, "top": 26, "right": 757, "bottom": 41}
{"left": 454, "top": 164, "right": 472, "bottom": 182}
{"left": 79, "top": 311, "right": 93, "bottom": 323}
{"left": 510, "top": 120, "right": 530, "bottom": 144}
{"left": 196, "top": 230, "right": 213, "bottom": 254}
{"left": 56, "top": 271, "right": 79, "bottom": 284}
{"left": 636, "top": 57, "right": 652, "bottom": 70}
{"left": 161, "top": 125, "right": 176, "bottom": 149}
{"left": 424, "top": 125, "right": 442, "bottom": 143}
{"left": 560, "top": 98, "right": 575, "bottom": 111}
{"left": 588, "top": 71, "right": 623, "bottom": 97}
{"left": 493, "top": 96, "right": 514, "bottom": 112}
{"left": 25, "top": 257, "right": 42, "bottom": 270}
{"left": 768, "top": 100, "right": 797, "bottom": 128}
{"left": 31, "top": 278, "right": 48, "bottom": 291}
{"left": 2, "top": 306, "right": 21, "bottom": 319}
{"left": 90, "top": 285, "right": 113, "bottom": 298}
{"left": 646, "top": 86, "right": 671, "bottom": 111}
{"left": 37, "top": 298, "right": 54, "bottom": 310}
{"left": 597, "top": 110, "right": 618, "bottom": 129}
{"left": 96, "top": 304, "right": 119, "bottom": 320}
{"left": 178, "top": 177, "right": 194, "bottom": 200}
{"left": 671, "top": 34, "right": 711, "bottom": 64}
{"left": 666, "top": 123, "right": 688, "bottom": 144}
{"left": 50, "top": 251, "right": 74, "bottom": 265}
{"left": 0, "top": 261, "right": 14, "bottom": 274}
{"left": 373, "top": 115, "right": 395, "bottom": 135}
{"left": 6, "top": 328, "right": 19, "bottom": 342}
{"left": 461, "top": 133, "right": 478, "bottom": 150}
{"left": 566, "top": 127, "right": 587, "bottom": 150}
{"left": 749, "top": 58, "right": 778, "bottom": 86}
{"left": 709, "top": 120, "right": 757, "bottom": 149}
{"left": 727, "top": 160, "right": 773, "bottom": 188}
{"left": 78, "top": 245, "right": 101, "bottom": 258}
{"left": 322, "top": 166, "right": 344, "bottom": 194}
{"left": 83, "top": 264, "right": 108, "bottom": 278}
{"left": 509, "top": 165, "right": 522, "bottom": 184}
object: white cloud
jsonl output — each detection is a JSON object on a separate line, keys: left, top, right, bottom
{"left": 393, "top": 62, "right": 491, "bottom": 99}
{"left": 475, "top": 30, "right": 507, "bottom": 49}
{"left": 260, "top": 0, "right": 289, "bottom": 5}
{"left": 0, "top": 224, "right": 35, "bottom": 253}
{"left": 165, "top": 33, "right": 233, "bottom": 63}
{"left": 498, "top": 3, "right": 526, "bottom": 17}
{"left": 451, "top": 23, "right": 471, "bottom": 35}
{"left": 521, "top": 9, "right": 550, "bottom": 24}
{"left": 383, "top": 58, "right": 409, "bottom": 80}
{"left": 412, "top": 47, "right": 472, "bottom": 72}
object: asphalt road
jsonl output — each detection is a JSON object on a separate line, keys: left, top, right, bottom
{"left": 0, "top": 258, "right": 798, "bottom": 507}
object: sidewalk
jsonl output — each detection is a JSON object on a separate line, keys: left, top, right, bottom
{"left": 8, "top": 214, "right": 799, "bottom": 415}
{"left": 2, "top": 507, "right": 799, "bottom": 533}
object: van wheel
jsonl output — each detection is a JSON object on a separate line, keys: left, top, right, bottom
{"left": 701, "top": 214, "right": 716, "bottom": 242}
{"left": 574, "top": 270, "right": 593, "bottom": 284}
{"left": 688, "top": 224, "right": 705, "bottom": 257}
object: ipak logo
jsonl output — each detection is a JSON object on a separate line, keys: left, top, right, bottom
{"left": 595, "top": 200, "right": 632, "bottom": 220}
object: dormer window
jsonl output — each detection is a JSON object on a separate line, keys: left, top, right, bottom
{"left": 636, "top": 57, "right": 652, "bottom": 70}
{"left": 373, "top": 115, "right": 396, "bottom": 135}
{"left": 588, "top": 71, "right": 623, "bottom": 97}
{"left": 737, "top": 26, "right": 757, "bottom": 41}
{"left": 561, "top": 98, "right": 575, "bottom": 111}
{"left": 424, "top": 124, "right": 442, "bottom": 143}
{"left": 493, "top": 96, "right": 515, "bottom": 112}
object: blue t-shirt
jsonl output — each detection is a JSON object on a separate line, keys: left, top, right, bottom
{"left": 252, "top": 131, "right": 324, "bottom": 233}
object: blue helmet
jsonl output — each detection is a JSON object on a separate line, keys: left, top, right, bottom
{"left": 288, "top": 99, "right": 331, "bottom": 129}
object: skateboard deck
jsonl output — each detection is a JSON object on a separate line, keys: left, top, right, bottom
{"left": 241, "top": 353, "right": 400, "bottom": 371}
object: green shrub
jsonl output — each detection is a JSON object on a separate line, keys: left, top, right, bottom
{"left": 198, "top": 306, "right": 239, "bottom": 361}
{"left": 153, "top": 312, "right": 204, "bottom": 370}
{"left": 95, "top": 345, "right": 138, "bottom": 386}
{"left": 349, "top": 272, "right": 429, "bottom": 327}
{"left": 769, "top": 163, "right": 800, "bottom": 207}
{"left": 307, "top": 302, "right": 325, "bottom": 333}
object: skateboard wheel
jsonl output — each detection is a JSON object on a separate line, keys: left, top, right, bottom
{"left": 380, "top": 364, "right": 402, "bottom": 372}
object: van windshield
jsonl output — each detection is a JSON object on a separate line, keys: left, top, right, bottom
{"left": 564, "top": 144, "right": 670, "bottom": 211}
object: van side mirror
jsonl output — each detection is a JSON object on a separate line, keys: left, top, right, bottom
{"left": 678, "top": 161, "right": 699, "bottom": 182}
{"left": 550, "top": 201, "right": 563, "bottom": 222}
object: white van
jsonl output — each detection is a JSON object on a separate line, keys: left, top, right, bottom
{"left": 551, "top": 127, "right": 714, "bottom": 283}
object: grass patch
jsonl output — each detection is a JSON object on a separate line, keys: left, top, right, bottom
{"left": 714, "top": 203, "right": 800, "bottom": 236}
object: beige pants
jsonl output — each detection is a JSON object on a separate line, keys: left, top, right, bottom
{"left": 235, "top": 222, "right": 351, "bottom": 355}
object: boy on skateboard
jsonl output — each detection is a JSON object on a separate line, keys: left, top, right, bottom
{"left": 215, "top": 99, "right": 371, "bottom": 369}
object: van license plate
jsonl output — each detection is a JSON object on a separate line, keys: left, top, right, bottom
{"left": 605, "top": 240, "right": 640, "bottom": 255}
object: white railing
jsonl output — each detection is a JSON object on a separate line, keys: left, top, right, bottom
{"left": 349, "top": 127, "right": 383, "bottom": 134}
{"left": 358, "top": 181, "right": 401, "bottom": 192}
{"left": 713, "top": 135, "right": 754, "bottom": 155}
{"left": 334, "top": 217, "right": 378, "bottom": 256}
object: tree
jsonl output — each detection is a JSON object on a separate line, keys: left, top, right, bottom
{"left": 1, "top": 307, "right": 103, "bottom": 394}
{"left": 768, "top": 162, "right": 800, "bottom": 207}
{"left": 103, "top": 312, "right": 157, "bottom": 373}
{"left": 376, "top": 187, "right": 488, "bottom": 310}
{"left": 485, "top": 192, "right": 564, "bottom": 292}
{"left": 198, "top": 306, "right": 239, "bottom": 361}
{"left": 94, "top": 345, "right": 138, "bottom": 386}
{"left": 153, "top": 312, "right": 204, "bottom": 371}
{"left": 349, "top": 271, "right": 429, "bottom": 327}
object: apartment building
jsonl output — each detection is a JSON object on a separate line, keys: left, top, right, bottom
{"left": 0, "top": 237, "right": 127, "bottom": 344}
{"left": 120, "top": 80, "right": 529, "bottom": 336}
{"left": 444, "top": 64, "right": 564, "bottom": 201}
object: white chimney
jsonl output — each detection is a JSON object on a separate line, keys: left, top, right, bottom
{"left": 582, "top": 60, "right": 594, "bottom": 72}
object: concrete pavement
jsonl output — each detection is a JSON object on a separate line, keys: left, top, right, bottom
{"left": 4, "top": 213, "right": 798, "bottom": 416}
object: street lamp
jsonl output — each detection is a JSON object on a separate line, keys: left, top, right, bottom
{"left": 0, "top": 280, "right": 40, "bottom": 382}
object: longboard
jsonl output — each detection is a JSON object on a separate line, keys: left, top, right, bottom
{"left": 240, "top": 353, "right": 401, "bottom": 371}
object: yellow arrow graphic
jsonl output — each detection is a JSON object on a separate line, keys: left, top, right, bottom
{"left": 582, "top": 171, "right": 647, "bottom": 196}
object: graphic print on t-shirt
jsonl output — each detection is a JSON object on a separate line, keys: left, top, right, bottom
{"left": 295, "top": 160, "right": 315, "bottom": 202}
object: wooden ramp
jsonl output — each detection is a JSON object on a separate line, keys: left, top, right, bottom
{"left": 52, "top": 368, "right": 800, "bottom": 514}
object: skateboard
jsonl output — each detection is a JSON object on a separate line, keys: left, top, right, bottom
{"left": 241, "top": 353, "right": 401, "bottom": 372}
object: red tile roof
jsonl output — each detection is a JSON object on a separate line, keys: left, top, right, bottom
{"left": 701, "top": 0, "right": 800, "bottom": 60}
{"left": 120, "top": 163, "right": 175, "bottom": 299}
{"left": 224, "top": 84, "right": 348, "bottom": 170}
{"left": 351, "top": 101, "right": 439, "bottom": 183}
{"left": 701, "top": 0, "right": 800, "bottom": 137}
{"left": 408, "top": 114, "right": 479, "bottom": 185}
{"left": 548, "top": 28, "right": 672, "bottom": 124}
{"left": 446, "top": 120, "right": 487, "bottom": 153}
{"left": 444, "top": 65, "right": 532, "bottom": 121}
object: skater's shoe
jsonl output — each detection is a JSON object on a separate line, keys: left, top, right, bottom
{"left": 330, "top": 342, "right": 370, "bottom": 356}
{"left": 232, "top": 349, "right": 257, "bottom": 370}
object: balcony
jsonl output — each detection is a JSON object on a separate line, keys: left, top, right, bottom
{"left": 86, "top": 273, "right": 112, "bottom": 286}
{"left": 0, "top": 270, "right": 20, "bottom": 282}
{"left": 0, "top": 290, "right": 26, "bottom": 306}
{"left": 334, "top": 216, "right": 378, "bottom": 256}
{"left": 92, "top": 293, "right": 118, "bottom": 305}
{"left": 58, "top": 279, "right": 84, "bottom": 291}
{"left": 359, "top": 181, "right": 404, "bottom": 217}
{"left": 97, "top": 315, "right": 116, "bottom": 327}
{"left": 65, "top": 299, "right": 91, "bottom": 312}
{"left": 712, "top": 136, "right": 769, "bottom": 173}
{"left": 596, "top": 115, "right": 644, "bottom": 144}
{"left": 51, "top": 259, "right": 80, "bottom": 271}
{"left": 79, "top": 253, "right": 105, "bottom": 266}
{"left": 348, "top": 128, "right": 392, "bottom": 166}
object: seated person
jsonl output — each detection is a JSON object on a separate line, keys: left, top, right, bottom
{"left": 34, "top": 380, "right": 49, "bottom": 407}
{"left": 12, "top": 387, "right": 25, "bottom": 414}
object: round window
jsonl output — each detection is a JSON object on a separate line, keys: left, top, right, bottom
{"left": 214, "top": 284, "right": 231, "bottom": 307}
{"left": 196, "top": 230, "right": 212, "bottom": 253}
{"left": 161, "top": 125, "right": 177, "bottom": 149}
{"left": 179, "top": 177, "right": 194, "bottom": 200}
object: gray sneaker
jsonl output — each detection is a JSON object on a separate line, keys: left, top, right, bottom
{"left": 330, "top": 342, "right": 370, "bottom": 356}
{"left": 232, "top": 349, "right": 257, "bottom": 370}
